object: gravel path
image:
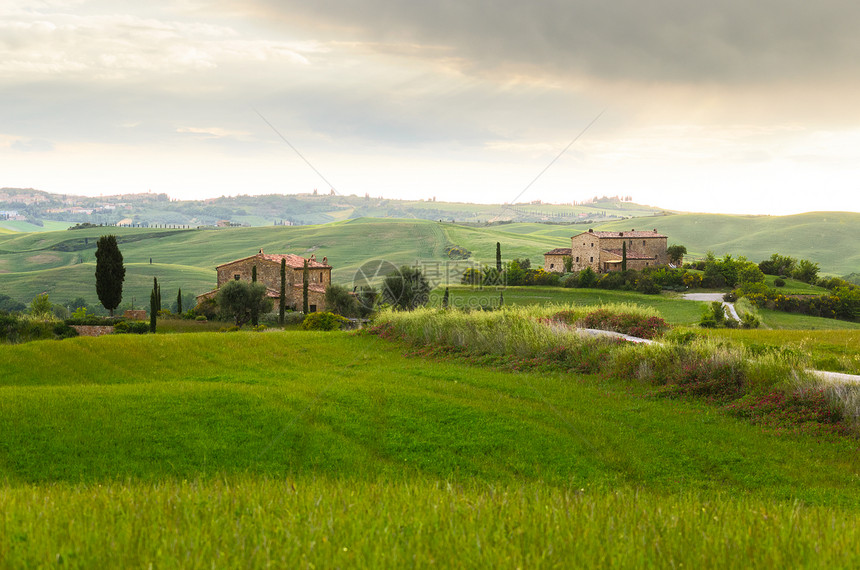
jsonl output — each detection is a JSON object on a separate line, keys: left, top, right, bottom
{"left": 682, "top": 292, "right": 740, "bottom": 321}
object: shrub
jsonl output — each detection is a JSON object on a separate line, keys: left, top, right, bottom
{"left": 577, "top": 309, "right": 669, "bottom": 340}
{"left": 114, "top": 321, "right": 148, "bottom": 334}
{"left": 195, "top": 315, "right": 207, "bottom": 322}
{"left": 302, "top": 312, "right": 348, "bottom": 331}
{"left": 282, "top": 312, "right": 306, "bottom": 326}
{"left": 774, "top": 278, "right": 786, "bottom": 287}
{"left": 740, "top": 313, "right": 760, "bottom": 329}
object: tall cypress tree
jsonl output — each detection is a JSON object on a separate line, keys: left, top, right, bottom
{"left": 496, "top": 242, "right": 502, "bottom": 272}
{"left": 251, "top": 265, "right": 259, "bottom": 326}
{"left": 153, "top": 277, "right": 159, "bottom": 312}
{"left": 279, "top": 259, "right": 286, "bottom": 325}
{"left": 95, "top": 234, "right": 125, "bottom": 316}
{"left": 442, "top": 287, "right": 449, "bottom": 309}
{"left": 622, "top": 241, "right": 627, "bottom": 272}
{"left": 177, "top": 288, "right": 183, "bottom": 315}
{"left": 149, "top": 286, "right": 157, "bottom": 333}
{"left": 302, "top": 259, "right": 309, "bottom": 314}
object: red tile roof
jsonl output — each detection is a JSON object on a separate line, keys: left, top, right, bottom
{"left": 575, "top": 229, "right": 666, "bottom": 239}
{"left": 544, "top": 248, "right": 573, "bottom": 255}
{"left": 216, "top": 252, "right": 331, "bottom": 270}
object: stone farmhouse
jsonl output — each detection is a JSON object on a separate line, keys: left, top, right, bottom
{"left": 197, "top": 250, "right": 332, "bottom": 313}
{"left": 544, "top": 228, "right": 669, "bottom": 273}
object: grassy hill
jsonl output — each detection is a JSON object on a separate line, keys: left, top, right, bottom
{"left": 1, "top": 212, "right": 859, "bottom": 308}
{"left": 2, "top": 331, "right": 860, "bottom": 566}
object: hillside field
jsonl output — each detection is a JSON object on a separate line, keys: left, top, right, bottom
{"left": 0, "top": 212, "right": 859, "bottom": 309}
{"left": 2, "top": 330, "right": 860, "bottom": 566}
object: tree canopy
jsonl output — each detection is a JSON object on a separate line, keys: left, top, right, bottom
{"left": 382, "top": 266, "right": 430, "bottom": 311}
{"left": 94, "top": 235, "right": 125, "bottom": 316}
{"left": 217, "top": 280, "right": 273, "bottom": 327}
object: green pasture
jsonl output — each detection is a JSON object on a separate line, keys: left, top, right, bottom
{"left": 432, "top": 285, "right": 705, "bottom": 325}
{"left": 2, "top": 331, "right": 860, "bottom": 566}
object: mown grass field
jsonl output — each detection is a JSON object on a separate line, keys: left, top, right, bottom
{"left": 2, "top": 331, "right": 860, "bottom": 566}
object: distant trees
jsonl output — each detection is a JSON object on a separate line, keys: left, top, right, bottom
{"left": 95, "top": 235, "right": 125, "bottom": 316}
{"left": 325, "top": 284, "right": 361, "bottom": 318}
{"left": 216, "top": 280, "right": 273, "bottom": 327}
{"left": 758, "top": 253, "right": 819, "bottom": 284}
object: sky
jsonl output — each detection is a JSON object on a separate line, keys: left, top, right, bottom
{"left": 2, "top": 1, "right": 860, "bottom": 215}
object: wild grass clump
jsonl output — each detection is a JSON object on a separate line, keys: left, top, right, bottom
{"left": 371, "top": 306, "right": 853, "bottom": 435}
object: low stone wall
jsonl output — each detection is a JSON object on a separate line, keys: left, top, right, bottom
{"left": 124, "top": 309, "right": 147, "bottom": 320}
{"left": 71, "top": 325, "right": 115, "bottom": 337}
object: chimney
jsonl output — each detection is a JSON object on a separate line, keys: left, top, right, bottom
{"left": 588, "top": 228, "right": 593, "bottom": 233}
{"left": 259, "top": 248, "right": 263, "bottom": 254}
{"left": 653, "top": 228, "right": 657, "bottom": 232}
{"left": 310, "top": 254, "right": 316, "bottom": 262}
{"left": 619, "top": 232, "right": 623, "bottom": 236}
{"left": 322, "top": 256, "right": 327, "bottom": 265}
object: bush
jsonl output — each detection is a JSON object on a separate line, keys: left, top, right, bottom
{"left": 302, "top": 312, "right": 349, "bottom": 331}
{"left": 740, "top": 313, "right": 761, "bottom": 329}
{"left": 577, "top": 309, "right": 669, "bottom": 340}
{"left": 113, "top": 321, "right": 148, "bottom": 334}
{"left": 195, "top": 315, "right": 208, "bottom": 322}
{"left": 282, "top": 312, "right": 306, "bottom": 326}
{"left": 774, "top": 278, "right": 786, "bottom": 287}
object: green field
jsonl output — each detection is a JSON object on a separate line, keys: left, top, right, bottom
{"left": 2, "top": 330, "right": 860, "bottom": 566}
{"left": 1, "top": 213, "right": 859, "bottom": 315}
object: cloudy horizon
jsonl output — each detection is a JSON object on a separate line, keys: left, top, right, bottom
{"left": 2, "top": 1, "right": 860, "bottom": 215}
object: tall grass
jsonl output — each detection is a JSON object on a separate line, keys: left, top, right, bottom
{"left": 3, "top": 477, "right": 860, "bottom": 569}
{"left": 373, "top": 305, "right": 853, "bottom": 434}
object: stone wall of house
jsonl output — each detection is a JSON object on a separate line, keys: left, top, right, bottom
{"left": 217, "top": 259, "right": 331, "bottom": 291}
{"left": 570, "top": 232, "right": 602, "bottom": 272}
{"left": 544, "top": 254, "right": 569, "bottom": 273}
{"left": 597, "top": 235, "right": 668, "bottom": 265}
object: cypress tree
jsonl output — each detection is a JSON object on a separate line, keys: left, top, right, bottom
{"left": 279, "top": 259, "right": 286, "bottom": 325}
{"left": 442, "top": 287, "right": 449, "bottom": 309}
{"left": 496, "top": 242, "right": 502, "bottom": 272}
{"left": 149, "top": 286, "right": 157, "bottom": 333}
{"left": 622, "top": 241, "right": 627, "bottom": 272}
{"left": 302, "top": 259, "right": 309, "bottom": 314}
{"left": 177, "top": 288, "right": 183, "bottom": 315}
{"left": 499, "top": 291, "right": 504, "bottom": 307}
{"left": 95, "top": 234, "right": 125, "bottom": 316}
{"left": 251, "top": 265, "right": 259, "bottom": 326}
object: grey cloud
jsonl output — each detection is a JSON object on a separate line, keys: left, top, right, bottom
{"left": 250, "top": 0, "right": 860, "bottom": 85}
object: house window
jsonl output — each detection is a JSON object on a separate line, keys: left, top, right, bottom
{"left": 590, "top": 256, "right": 593, "bottom": 262}
{"left": 320, "top": 272, "right": 324, "bottom": 282}
{"left": 550, "top": 263, "right": 554, "bottom": 269}
{"left": 234, "top": 274, "right": 240, "bottom": 280}
{"left": 629, "top": 240, "right": 633, "bottom": 246}
{"left": 575, "top": 257, "right": 579, "bottom": 262}
{"left": 591, "top": 243, "right": 594, "bottom": 247}
{"left": 643, "top": 240, "right": 646, "bottom": 246}
{"left": 309, "top": 304, "right": 317, "bottom": 313}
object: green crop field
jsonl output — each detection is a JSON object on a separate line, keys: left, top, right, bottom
{"left": 2, "top": 330, "right": 860, "bottom": 567}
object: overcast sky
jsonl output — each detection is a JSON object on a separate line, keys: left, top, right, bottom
{"left": 2, "top": 1, "right": 860, "bottom": 214}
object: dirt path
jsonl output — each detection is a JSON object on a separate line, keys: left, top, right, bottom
{"left": 682, "top": 292, "right": 740, "bottom": 321}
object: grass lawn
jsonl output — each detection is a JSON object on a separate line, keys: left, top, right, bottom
{"left": 2, "top": 331, "right": 860, "bottom": 566}
{"left": 433, "top": 285, "right": 713, "bottom": 325}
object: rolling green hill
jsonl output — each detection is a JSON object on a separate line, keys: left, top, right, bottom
{"left": 1, "top": 212, "right": 859, "bottom": 308}
{"left": 2, "top": 331, "right": 860, "bottom": 566}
